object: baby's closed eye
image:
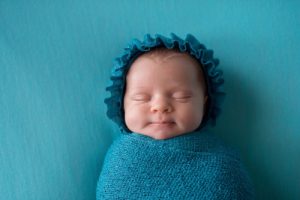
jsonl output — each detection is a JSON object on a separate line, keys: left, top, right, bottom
{"left": 172, "top": 92, "right": 192, "bottom": 101}
{"left": 131, "top": 94, "right": 151, "bottom": 101}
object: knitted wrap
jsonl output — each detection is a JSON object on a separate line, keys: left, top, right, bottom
{"left": 104, "top": 33, "right": 225, "bottom": 133}
{"left": 96, "top": 129, "right": 255, "bottom": 199}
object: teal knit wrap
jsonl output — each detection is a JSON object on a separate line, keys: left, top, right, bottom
{"left": 96, "top": 130, "right": 254, "bottom": 199}
{"left": 104, "top": 33, "right": 225, "bottom": 133}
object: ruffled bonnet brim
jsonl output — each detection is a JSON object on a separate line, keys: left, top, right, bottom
{"left": 104, "top": 33, "right": 225, "bottom": 134}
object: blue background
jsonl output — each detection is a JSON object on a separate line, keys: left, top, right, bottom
{"left": 1, "top": 0, "right": 299, "bottom": 199}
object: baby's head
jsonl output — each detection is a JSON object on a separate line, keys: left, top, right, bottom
{"left": 123, "top": 48, "right": 208, "bottom": 139}
{"left": 105, "top": 33, "right": 225, "bottom": 139}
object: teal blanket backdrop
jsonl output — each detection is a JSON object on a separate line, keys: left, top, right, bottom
{"left": 1, "top": 1, "right": 299, "bottom": 200}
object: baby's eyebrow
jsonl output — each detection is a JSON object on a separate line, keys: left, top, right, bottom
{"left": 128, "top": 86, "right": 148, "bottom": 91}
{"left": 126, "top": 87, "right": 149, "bottom": 94}
{"left": 173, "top": 89, "right": 193, "bottom": 93}
{"left": 170, "top": 86, "right": 193, "bottom": 92}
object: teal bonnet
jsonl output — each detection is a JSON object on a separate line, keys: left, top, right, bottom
{"left": 104, "top": 33, "right": 226, "bottom": 133}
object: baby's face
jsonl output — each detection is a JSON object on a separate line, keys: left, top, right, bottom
{"left": 123, "top": 52, "right": 207, "bottom": 140}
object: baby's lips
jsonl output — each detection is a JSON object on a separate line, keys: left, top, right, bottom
{"left": 151, "top": 121, "right": 175, "bottom": 124}
{"left": 151, "top": 116, "right": 174, "bottom": 123}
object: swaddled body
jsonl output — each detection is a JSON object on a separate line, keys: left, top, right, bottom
{"left": 96, "top": 130, "right": 254, "bottom": 199}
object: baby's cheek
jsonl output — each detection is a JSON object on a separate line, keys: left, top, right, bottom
{"left": 124, "top": 110, "right": 136, "bottom": 128}
{"left": 180, "top": 106, "right": 203, "bottom": 128}
{"left": 124, "top": 105, "right": 146, "bottom": 130}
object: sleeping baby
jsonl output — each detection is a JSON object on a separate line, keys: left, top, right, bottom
{"left": 96, "top": 33, "right": 254, "bottom": 199}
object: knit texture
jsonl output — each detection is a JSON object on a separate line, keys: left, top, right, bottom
{"left": 96, "top": 130, "right": 254, "bottom": 199}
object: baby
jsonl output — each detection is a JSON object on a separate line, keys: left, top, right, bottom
{"left": 97, "top": 33, "right": 254, "bottom": 199}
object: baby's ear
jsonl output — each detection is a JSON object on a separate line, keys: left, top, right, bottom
{"left": 204, "top": 95, "right": 208, "bottom": 104}
{"left": 203, "top": 95, "right": 209, "bottom": 117}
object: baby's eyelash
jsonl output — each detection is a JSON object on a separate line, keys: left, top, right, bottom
{"left": 174, "top": 97, "right": 191, "bottom": 102}
{"left": 131, "top": 94, "right": 150, "bottom": 101}
{"left": 172, "top": 91, "right": 193, "bottom": 99}
{"left": 174, "top": 96, "right": 191, "bottom": 99}
{"left": 172, "top": 94, "right": 192, "bottom": 102}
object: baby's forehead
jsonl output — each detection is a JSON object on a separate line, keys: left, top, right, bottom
{"left": 139, "top": 48, "right": 196, "bottom": 63}
{"left": 126, "top": 48, "right": 207, "bottom": 91}
{"left": 129, "top": 48, "right": 203, "bottom": 76}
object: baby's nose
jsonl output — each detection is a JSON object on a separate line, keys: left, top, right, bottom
{"left": 150, "top": 98, "right": 172, "bottom": 113}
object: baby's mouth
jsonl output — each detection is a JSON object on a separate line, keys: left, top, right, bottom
{"left": 150, "top": 121, "right": 176, "bottom": 126}
{"left": 152, "top": 121, "right": 174, "bottom": 124}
